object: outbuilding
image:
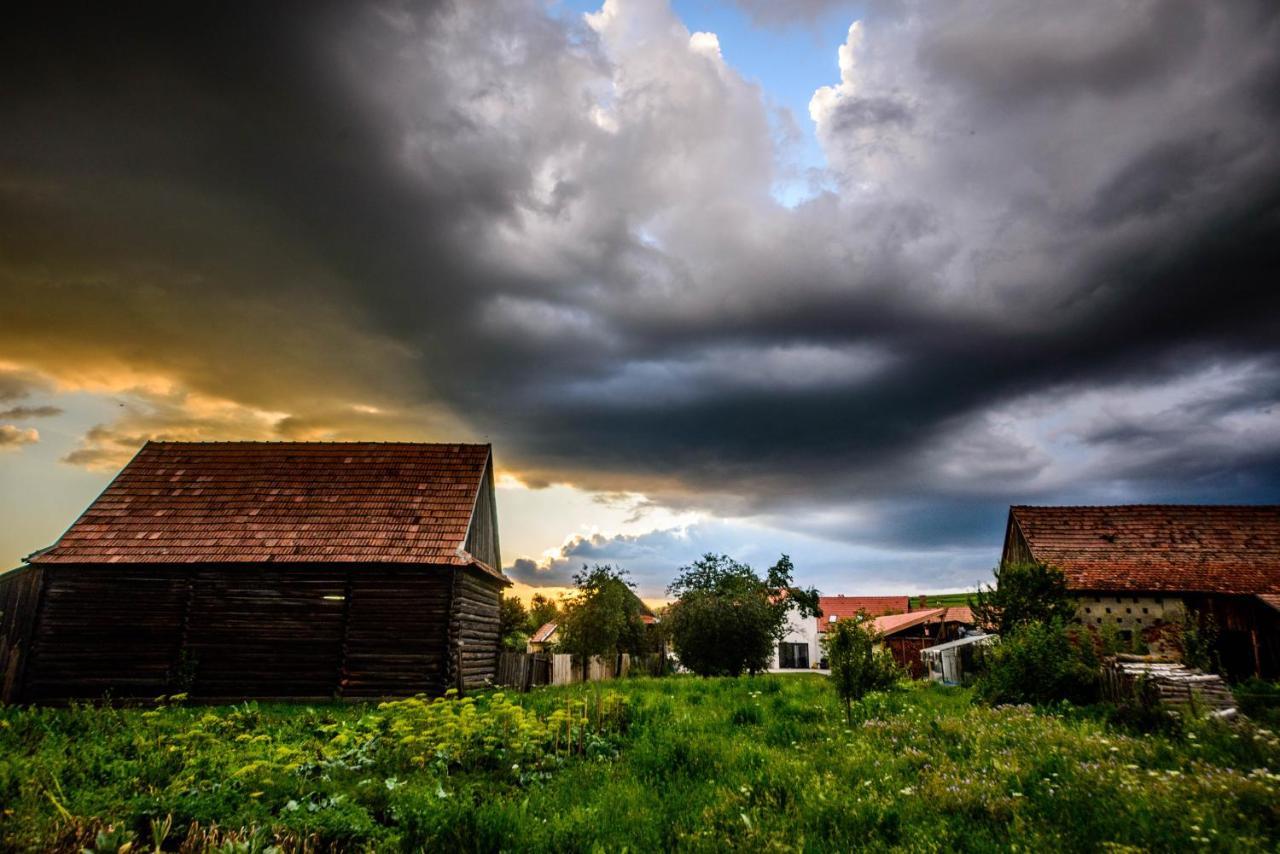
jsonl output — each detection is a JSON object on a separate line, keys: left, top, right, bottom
{"left": 0, "top": 441, "right": 509, "bottom": 703}
{"left": 1002, "top": 504, "right": 1280, "bottom": 679}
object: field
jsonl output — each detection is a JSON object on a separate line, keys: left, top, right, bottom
{"left": 2, "top": 676, "right": 1279, "bottom": 852}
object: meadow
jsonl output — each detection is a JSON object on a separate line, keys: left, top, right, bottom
{"left": 1, "top": 675, "right": 1278, "bottom": 852}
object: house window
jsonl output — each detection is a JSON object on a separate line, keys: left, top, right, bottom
{"left": 778, "top": 643, "right": 809, "bottom": 669}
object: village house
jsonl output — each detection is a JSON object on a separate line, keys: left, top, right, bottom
{"left": 527, "top": 621, "right": 560, "bottom": 653}
{"left": 0, "top": 441, "right": 508, "bottom": 703}
{"left": 871, "top": 606, "right": 975, "bottom": 677}
{"left": 772, "top": 595, "right": 910, "bottom": 671}
{"left": 1002, "top": 505, "right": 1280, "bottom": 679}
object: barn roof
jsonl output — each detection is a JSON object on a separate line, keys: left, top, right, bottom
{"left": 29, "top": 441, "right": 506, "bottom": 579}
{"left": 816, "top": 595, "right": 910, "bottom": 633}
{"left": 1008, "top": 505, "right": 1280, "bottom": 595}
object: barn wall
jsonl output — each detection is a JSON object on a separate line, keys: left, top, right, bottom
{"left": 25, "top": 566, "right": 188, "bottom": 702}
{"left": 449, "top": 566, "right": 503, "bottom": 690}
{"left": 464, "top": 456, "right": 502, "bottom": 571}
{"left": 342, "top": 567, "right": 452, "bottom": 697}
{"left": 16, "top": 563, "right": 469, "bottom": 702}
{"left": 0, "top": 565, "right": 45, "bottom": 704}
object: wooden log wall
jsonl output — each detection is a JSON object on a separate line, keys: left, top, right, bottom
{"left": 27, "top": 567, "right": 187, "bottom": 702}
{"left": 0, "top": 565, "right": 44, "bottom": 704}
{"left": 12, "top": 563, "right": 487, "bottom": 702}
{"left": 449, "top": 567, "right": 503, "bottom": 691}
{"left": 342, "top": 568, "right": 452, "bottom": 698}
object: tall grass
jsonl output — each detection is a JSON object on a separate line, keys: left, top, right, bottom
{"left": 1, "top": 677, "right": 1277, "bottom": 851}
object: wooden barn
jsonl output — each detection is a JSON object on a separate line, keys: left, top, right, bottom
{"left": 1002, "top": 505, "right": 1280, "bottom": 679}
{"left": 0, "top": 441, "right": 509, "bottom": 703}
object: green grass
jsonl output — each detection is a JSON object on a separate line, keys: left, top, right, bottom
{"left": 2, "top": 677, "right": 1278, "bottom": 851}
{"left": 916, "top": 592, "right": 976, "bottom": 609}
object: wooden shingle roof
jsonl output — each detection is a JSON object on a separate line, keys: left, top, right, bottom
{"left": 30, "top": 441, "right": 500, "bottom": 571}
{"left": 1009, "top": 505, "right": 1280, "bottom": 595}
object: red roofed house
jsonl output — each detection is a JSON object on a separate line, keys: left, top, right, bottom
{"left": 0, "top": 441, "right": 509, "bottom": 703}
{"left": 527, "top": 621, "right": 559, "bottom": 653}
{"left": 1002, "top": 505, "right": 1280, "bottom": 678}
{"left": 870, "top": 607, "right": 976, "bottom": 678}
{"left": 771, "top": 595, "right": 910, "bottom": 671}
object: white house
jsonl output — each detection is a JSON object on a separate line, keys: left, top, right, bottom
{"left": 770, "top": 601, "right": 821, "bottom": 670}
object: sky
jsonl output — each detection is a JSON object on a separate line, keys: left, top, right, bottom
{"left": 2, "top": 0, "right": 1279, "bottom": 604}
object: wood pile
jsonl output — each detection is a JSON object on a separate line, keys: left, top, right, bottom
{"left": 1102, "top": 654, "right": 1237, "bottom": 715}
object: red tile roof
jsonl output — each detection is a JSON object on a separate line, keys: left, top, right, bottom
{"left": 530, "top": 621, "right": 558, "bottom": 643}
{"left": 1010, "top": 505, "right": 1280, "bottom": 595}
{"left": 872, "top": 608, "right": 947, "bottom": 637}
{"left": 30, "top": 441, "right": 503, "bottom": 578}
{"left": 816, "top": 595, "right": 910, "bottom": 633}
{"left": 942, "top": 605, "right": 974, "bottom": 625}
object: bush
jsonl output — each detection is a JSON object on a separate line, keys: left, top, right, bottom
{"left": 824, "top": 616, "right": 901, "bottom": 724}
{"left": 971, "top": 562, "right": 1074, "bottom": 636}
{"left": 975, "top": 620, "right": 1099, "bottom": 706}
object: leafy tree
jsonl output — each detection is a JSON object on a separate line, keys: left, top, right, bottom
{"left": 666, "top": 553, "right": 820, "bottom": 677}
{"left": 824, "top": 615, "right": 901, "bottom": 724}
{"left": 498, "top": 595, "right": 530, "bottom": 652}
{"left": 557, "top": 565, "right": 650, "bottom": 677}
{"left": 971, "top": 561, "right": 1074, "bottom": 636}
{"left": 526, "top": 593, "right": 560, "bottom": 634}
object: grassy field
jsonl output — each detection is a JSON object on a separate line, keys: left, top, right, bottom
{"left": 2, "top": 676, "right": 1278, "bottom": 852}
{"left": 916, "top": 592, "right": 976, "bottom": 609}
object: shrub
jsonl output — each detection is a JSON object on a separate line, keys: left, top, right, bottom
{"left": 824, "top": 617, "right": 901, "bottom": 724}
{"left": 975, "top": 620, "right": 1099, "bottom": 706}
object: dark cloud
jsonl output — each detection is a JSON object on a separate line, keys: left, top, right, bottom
{"left": 2, "top": 0, "right": 1279, "bottom": 567}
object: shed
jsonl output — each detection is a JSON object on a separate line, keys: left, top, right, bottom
{"left": 921, "top": 633, "right": 995, "bottom": 685}
{"left": 1002, "top": 504, "right": 1280, "bottom": 678}
{"left": 0, "top": 441, "right": 509, "bottom": 703}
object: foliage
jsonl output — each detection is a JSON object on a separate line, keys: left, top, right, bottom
{"left": 1174, "top": 608, "right": 1221, "bottom": 673}
{"left": 975, "top": 619, "right": 1101, "bottom": 706}
{"left": 1236, "top": 679, "right": 1280, "bottom": 728}
{"left": 971, "top": 561, "right": 1074, "bottom": 636}
{"left": 498, "top": 595, "right": 530, "bottom": 652}
{"left": 666, "top": 553, "right": 820, "bottom": 676}
{"left": 526, "top": 593, "right": 560, "bottom": 635}
{"left": 557, "top": 565, "right": 650, "bottom": 676}
{"left": 3, "top": 678, "right": 1279, "bottom": 851}
{"left": 823, "top": 616, "right": 901, "bottom": 724}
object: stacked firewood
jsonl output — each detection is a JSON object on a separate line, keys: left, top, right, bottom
{"left": 1102, "top": 654, "right": 1237, "bottom": 716}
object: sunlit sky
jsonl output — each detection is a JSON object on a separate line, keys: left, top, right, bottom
{"left": 3, "top": 1, "right": 1278, "bottom": 602}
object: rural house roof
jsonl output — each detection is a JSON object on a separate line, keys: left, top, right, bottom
{"left": 1007, "top": 505, "right": 1280, "bottom": 595}
{"left": 530, "top": 621, "right": 558, "bottom": 643}
{"left": 817, "top": 595, "right": 910, "bottom": 633}
{"left": 29, "top": 441, "right": 507, "bottom": 580}
{"left": 871, "top": 606, "right": 976, "bottom": 637}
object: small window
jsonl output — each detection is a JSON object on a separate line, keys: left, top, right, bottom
{"left": 1125, "top": 608, "right": 1131, "bottom": 614}
{"left": 1084, "top": 607, "right": 1092, "bottom": 613}
{"left": 1096, "top": 618, "right": 1102, "bottom": 624}
{"left": 1142, "top": 608, "right": 1149, "bottom": 614}
{"left": 1105, "top": 607, "right": 1111, "bottom": 613}
{"left": 1115, "top": 597, "right": 1121, "bottom": 604}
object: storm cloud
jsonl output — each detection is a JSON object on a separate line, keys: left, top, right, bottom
{"left": 2, "top": 0, "right": 1278, "bottom": 577}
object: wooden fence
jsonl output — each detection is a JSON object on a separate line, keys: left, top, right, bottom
{"left": 0, "top": 565, "right": 44, "bottom": 704}
{"left": 496, "top": 652, "right": 666, "bottom": 691}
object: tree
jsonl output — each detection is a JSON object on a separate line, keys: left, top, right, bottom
{"left": 557, "top": 564, "right": 649, "bottom": 677}
{"left": 526, "top": 593, "right": 560, "bottom": 634}
{"left": 666, "top": 553, "right": 820, "bottom": 677}
{"left": 498, "top": 595, "right": 530, "bottom": 652}
{"left": 824, "top": 615, "right": 901, "bottom": 724}
{"left": 971, "top": 561, "right": 1074, "bottom": 636}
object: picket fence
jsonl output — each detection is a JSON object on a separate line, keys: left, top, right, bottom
{"left": 495, "top": 652, "right": 666, "bottom": 691}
